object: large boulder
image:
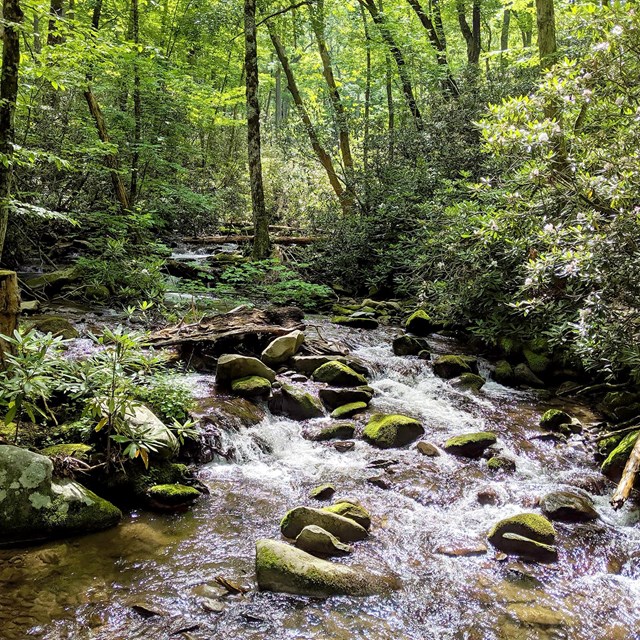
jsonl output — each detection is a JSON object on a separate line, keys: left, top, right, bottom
{"left": 269, "top": 384, "right": 324, "bottom": 420}
{"left": 127, "top": 405, "right": 179, "bottom": 460}
{"left": 363, "top": 414, "right": 424, "bottom": 449}
{"left": 392, "top": 334, "right": 428, "bottom": 357}
{"left": 0, "top": 445, "right": 122, "bottom": 545}
{"left": 539, "top": 491, "right": 599, "bottom": 522}
{"left": 231, "top": 376, "right": 272, "bottom": 399}
{"left": 295, "top": 525, "right": 352, "bottom": 556}
{"left": 493, "top": 360, "right": 515, "bottom": 385}
{"left": 443, "top": 432, "right": 497, "bottom": 458}
{"left": 405, "top": 310, "right": 434, "bottom": 336}
{"left": 432, "top": 355, "right": 475, "bottom": 379}
{"left": 312, "top": 361, "right": 368, "bottom": 387}
{"left": 601, "top": 430, "right": 640, "bottom": 477}
{"left": 280, "top": 506, "right": 368, "bottom": 542}
{"left": 319, "top": 386, "right": 374, "bottom": 410}
{"left": 539, "top": 409, "right": 572, "bottom": 431}
{"left": 513, "top": 363, "right": 544, "bottom": 388}
{"left": 290, "top": 355, "right": 370, "bottom": 377}
{"left": 523, "top": 347, "right": 552, "bottom": 376}
{"left": 261, "top": 330, "right": 305, "bottom": 366}
{"left": 28, "top": 316, "right": 79, "bottom": 340}
{"left": 487, "top": 513, "right": 557, "bottom": 562}
{"left": 451, "top": 373, "right": 486, "bottom": 392}
{"left": 24, "top": 268, "right": 79, "bottom": 294}
{"left": 215, "top": 355, "right": 276, "bottom": 386}
{"left": 256, "top": 539, "right": 395, "bottom": 597}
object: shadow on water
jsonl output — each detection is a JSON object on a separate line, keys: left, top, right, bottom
{"left": 1, "top": 322, "right": 639, "bottom": 640}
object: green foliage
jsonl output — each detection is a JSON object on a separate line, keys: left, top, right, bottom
{"left": 133, "top": 374, "right": 195, "bottom": 424}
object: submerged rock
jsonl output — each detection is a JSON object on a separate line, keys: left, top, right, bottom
{"left": 444, "top": 432, "right": 497, "bottom": 458}
{"left": 392, "top": 334, "right": 428, "bottom": 356}
{"left": 255, "top": 539, "right": 394, "bottom": 597}
{"left": 147, "top": 484, "right": 201, "bottom": 511}
{"left": 295, "top": 525, "right": 352, "bottom": 557}
{"left": 311, "top": 422, "right": 356, "bottom": 441}
{"left": 280, "top": 506, "right": 368, "bottom": 542}
{"left": 331, "top": 402, "right": 368, "bottom": 419}
{"left": 261, "top": 330, "right": 305, "bottom": 366}
{"left": 540, "top": 491, "right": 599, "bottom": 522}
{"left": 487, "top": 513, "right": 557, "bottom": 562}
{"left": 312, "top": 361, "right": 368, "bottom": 387}
{"left": 319, "top": 386, "right": 374, "bottom": 409}
{"left": 309, "top": 484, "right": 336, "bottom": 500}
{"left": 405, "top": 310, "right": 434, "bottom": 336}
{"left": 0, "top": 445, "right": 121, "bottom": 545}
{"left": 269, "top": 384, "right": 324, "bottom": 420}
{"left": 231, "top": 375, "right": 272, "bottom": 399}
{"left": 322, "top": 502, "right": 371, "bottom": 530}
{"left": 331, "top": 316, "right": 379, "bottom": 330}
{"left": 216, "top": 355, "right": 276, "bottom": 386}
{"left": 363, "top": 414, "right": 424, "bottom": 449}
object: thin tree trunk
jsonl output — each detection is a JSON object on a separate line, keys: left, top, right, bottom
{"left": 360, "top": 4, "right": 371, "bottom": 176}
{"left": 130, "top": 0, "right": 142, "bottom": 206}
{"left": 47, "top": 0, "right": 63, "bottom": 46}
{"left": 275, "top": 63, "right": 282, "bottom": 127}
{"left": 309, "top": 0, "right": 354, "bottom": 189}
{"left": 244, "top": 0, "right": 270, "bottom": 259}
{"left": 268, "top": 26, "right": 351, "bottom": 214}
{"left": 0, "top": 0, "right": 23, "bottom": 263}
{"left": 456, "top": 0, "right": 481, "bottom": 64}
{"left": 535, "top": 0, "right": 556, "bottom": 70}
{"left": 84, "top": 0, "right": 130, "bottom": 212}
{"left": 360, "top": 0, "right": 423, "bottom": 132}
{"left": 500, "top": 7, "right": 510, "bottom": 67}
{"left": 34, "top": 14, "right": 41, "bottom": 53}
{"left": 380, "top": 0, "right": 394, "bottom": 161}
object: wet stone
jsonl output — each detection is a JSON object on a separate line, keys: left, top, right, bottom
{"left": 539, "top": 491, "right": 599, "bottom": 522}
{"left": 309, "top": 484, "right": 336, "bottom": 501}
{"left": 416, "top": 441, "right": 440, "bottom": 457}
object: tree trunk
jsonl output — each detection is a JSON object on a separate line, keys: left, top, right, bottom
{"left": 0, "top": 0, "right": 23, "bottom": 264}
{"left": 610, "top": 434, "right": 640, "bottom": 510}
{"left": 500, "top": 7, "right": 510, "bottom": 67}
{"left": 268, "top": 26, "right": 351, "bottom": 214}
{"left": 0, "top": 270, "right": 19, "bottom": 364}
{"left": 47, "top": 0, "right": 63, "bottom": 46}
{"left": 309, "top": 0, "right": 354, "bottom": 190}
{"left": 244, "top": 0, "right": 270, "bottom": 259}
{"left": 360, "top": 0, "right": 423, "bottom": 132}
{"left": 130, "top": 0, "right": 142, "bottom": 206}
{"left": 275, "top": 63, "right": 282, "bottom": 128}
{"left": 456, "top": 0, "right": 481, "bottom": 64}
{"left": 361, "top": 4, "right": 371, "bottom": 176}
{"left": 535, "top": 0, "right": 556, "bottom": 70}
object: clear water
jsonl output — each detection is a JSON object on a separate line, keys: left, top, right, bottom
{"left": 1, "top": 322, "right": 639, "bottom": 640}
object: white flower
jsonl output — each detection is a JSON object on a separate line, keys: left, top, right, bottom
{"left": 538, "top": 132, "right": 549, "bottom": 143}
{"left": 611, "top": 25, "right": 623, "bottom": 36}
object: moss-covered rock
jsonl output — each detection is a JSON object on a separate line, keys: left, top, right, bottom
{"left": 309, "top": 483, "right": 336, "bottom": 500}
{"left": 540, "top": 491, "right": 599, "bottom": 522}
{"left": 444, "top": 432, "right": 497, "bottom": 458}
{"left": 312, "top": 361, "right": 368, "bottom": 387}
{"left": 493, "top": 360, "right": 515, "bottom": 386}
{"left": 452, "top": 373, "right": 486, "bottom": 391}
{"left": 331, "top": 316, "right": 379, "bottom": 330}
{"left": 24, "top": 268, "right": 79, "bottom": 294}
{"left": 311, "top": 422, "right": 356, "bottom": 441}
{"left": 41, "top": 443, "right": 92, "bottom": 462}
{"left": 216, "top": 354, "right": 276, "bottom": 386}
{"left": 280, "top": 506, "right": 368, "bottom": 542}
{"left": 363, "top": 414, "right": 424, "bottom": 449}
{"left": 321, "top": 502, "right": 371, "bottom": 530}
{"left": 392, "top": 334, "right": 428, "bottom": 357}
{"left": 598, "top": 391, "right": 640, "bottom": 422}
{"left": 601, "top": 430, "right": 640, "bottom": 477}
{"left": 405, "top": 310, "right": 434, "bottom": 336}
{"left": 291, "top": 355, "right": 370, "bottom": 377}
{"left": 513, "top": 363, "right": 544, "bottom": 388}
{"left": 256, "top": 539, "right": 395, "bottom": 597}
{"left": 269, "top": 384, "right": 324, "bottom": 420}
{"left": 231, "top": 375, "right": 272, "bottom": 399}
{"left": 295, "top": 525, "right": 352, "bottom": 557}
{"left": 597, "top": 434, "right": 625, "bottom": 459}
{"left": 432, "top": 355, "right": 473, "bottom": 379}
{"left": 539, "top": 409, "right": 572, "bottom": 431}
{"left": 523, "top": 348, "right": 552, "bottom": 375}
{"left": 497, "top": 335, "right": 522, "bottom": 358}
{"left": 319, "top": 386, "right": 373, "bottom": 409}
{"left": 331, "top": 402, "right": 367, "bottom": 419}
{"left": 84, "top": 284, "right": 111, "bottom": 301}
{"left": 0, "top": 445, "right": 121, "bottom": 545}
{"left": 487, "top": 455, "right": 516, "bottom": 473}
{"left": 147, "top": 483, "right": 200, "bottom": 505}
{"left": 28, "top": 316, "right": 79, "bottom": 339}
{"left": 487, "top": 513, "right": 557, "bottom": 562}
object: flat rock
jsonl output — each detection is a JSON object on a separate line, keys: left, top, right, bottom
{"left": 216, "top": 354, "right": 276, "bottom": 386}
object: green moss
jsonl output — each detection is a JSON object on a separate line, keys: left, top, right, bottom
{"left": 444, "top": 431, "right": 497, "bottom": 458}
{"left": 322, "top": 502, "right": 371, "bottom": 530}
{"left": 597, "top": 434, "right": 624, "bottom": 458}
{"left": 432, "top": 355, "right": 473, "bottom": 379}
{"left": 309, "top": 484, "right": 335, "bottom": 500}
{"left": 231, "top": 375, "right": 272, "bottom": 398}
{"left": 312, "top": 361, "right": 368, "bottom": 387}
{"left": 487, "top": 513, "right": 556, "bottom": 545}
{"left": 601, "top": 430, "right": 640, "bottom": 476}
{"left": 455, "top": 373, "right": 486, "bottom": 391}
{"left": 363, "top": 413, "right": 424, "bottom": 449}
{"left": 405, "top": 310, "right": 433, "bottom": 336}
{"left": 312, "top": 422, "right": 355, "bottom": 441}
{"left": 540, "top": 409, "right": 572, "bottom": 430}
{"left": 27, "top": 316, "right": 79, "bottom": 339}
{"left": 497, "top": 336, "right": 522, "bottom": 357}
{"left": 41, "top": 443, "right": 92, "bottom": 461}
{"left": 330, "top": 402, "right": 367, "bottom": 419}
{"left": 494, "top": 360, "right": 514, "bottom": 385}
{"left": 147, "top": 483, "right": 200, "bottom": 505}
{"left": 523, "top": 348, "right": 551, "bottom": 375}
{"left": 487, "top": 456, "right": 516, "bottom": 472}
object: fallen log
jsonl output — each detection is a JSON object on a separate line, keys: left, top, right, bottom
{"left": 148, "top": 306, "right": 305, "bottom": 360}
{"left": 610, "top": 433, "right": 640, "bottom": 510}
{"left": 181, "top": 235, "right": 324, "bottom": 245}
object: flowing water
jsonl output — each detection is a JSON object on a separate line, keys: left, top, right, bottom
{"left": 1, "top": 322, "right": 639, "bottom": 640}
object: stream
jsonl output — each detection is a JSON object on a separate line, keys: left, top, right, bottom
{"left": 1, "top": 321, "right": 639, "bottom": 640}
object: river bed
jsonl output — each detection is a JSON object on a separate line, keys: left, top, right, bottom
{"left": 1, "top": 321, "right": 639, "bottom": 640}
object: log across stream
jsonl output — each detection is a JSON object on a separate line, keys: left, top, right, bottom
{"left": 0, "top": 321, "right": 639, "bottom": 640}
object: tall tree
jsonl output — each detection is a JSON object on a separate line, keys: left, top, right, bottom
{"left": 456, "top": 0, "right": 481, "bottom": 64}
{"left": 0, "top": 0, "right": 23, "bottom": 262}
{"left": 244, "top": 0, "right": 270, "bottom": 259}
{"left": 129, "top": 0, "right": 142, "bottom": 206}
{"left": 535, "top": 0, "right": 556, "bottom": 69}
